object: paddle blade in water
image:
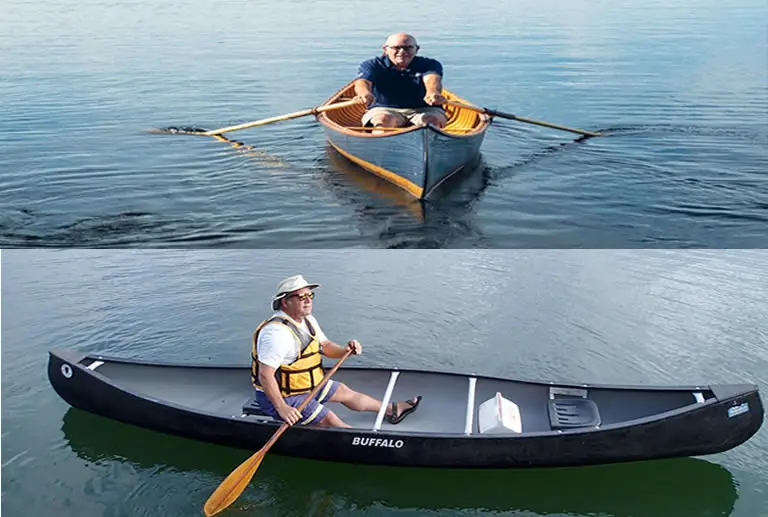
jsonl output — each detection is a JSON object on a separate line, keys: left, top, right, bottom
{"left": 203, "top": 451, "right": 265, "bottom": 516}
{"left": 144, "top": 126, "right": 211, "bottom": 135}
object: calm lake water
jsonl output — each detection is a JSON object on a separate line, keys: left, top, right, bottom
{"left": 2, "top": 249, "right": 767, "bottom": 517}
{"left": 2, "top": 0, "right": 767, "bottom": 247}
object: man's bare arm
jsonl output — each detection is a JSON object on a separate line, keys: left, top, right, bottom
{"left": 354, "top": 79, "right": 376, "bottom": 106}
{"left": 423, "top": 73, "right": 447, "bottom": 105}
{"left": 321, "top": 339, "right": 361, "bottom": 358}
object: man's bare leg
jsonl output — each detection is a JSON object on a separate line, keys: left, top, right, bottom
{"left": 329, "top": 382, "right": 419, "bottom": 417}
{"left": 317, "top": 410, "right": 351, "bottom": 428}
{"left": 368, "top": 113, "right": 407, "bottom": 134}
{"left": 410, "top": 112, "right": 447, "bottom": 128}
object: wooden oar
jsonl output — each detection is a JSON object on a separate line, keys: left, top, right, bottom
{"left": 203, "top": 348, "right": 354, "bottom": 517}
{"left": 200, "top": 99, "right": 360, "bottom": 136}
{"left": 444, "top": 100, "right": 600, "bottom": 137}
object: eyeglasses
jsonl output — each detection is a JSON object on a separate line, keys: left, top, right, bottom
{"left": 289, "top": 292, "right": 315, "bottom": 302}
{"left": 386, "top": 45, "right": 418, "bottom": 52}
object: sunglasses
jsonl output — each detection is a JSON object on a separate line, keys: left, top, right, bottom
{"left": 386, "top": 45, "right": 418, "bottom": 52}
{"left": 289, "top": 292, "right": 315, "bottom": 302}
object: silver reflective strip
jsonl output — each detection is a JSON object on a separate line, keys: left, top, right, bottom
{"left": 88, "top": 361, "right": 104, "bottom": 370}
{"left": 464, "top": 377, "right": 477, "bottom": 435}
{"left": 373, "top": 371, "right": 400, "bottom": 431}
{"left": 693, "top": 392, "right": 705, "bottom": 403}
{"left": 550, "top": 386, "right": 588, "bottom": 399}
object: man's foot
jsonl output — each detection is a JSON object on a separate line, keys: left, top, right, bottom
{"left": 387, "top": 396, "right": 422, "bottom": 424}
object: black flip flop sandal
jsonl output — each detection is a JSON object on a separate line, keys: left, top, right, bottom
{"left": 388, "top": 395, "right": 423, "bottom": 425}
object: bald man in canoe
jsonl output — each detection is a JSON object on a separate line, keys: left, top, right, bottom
{"left": 252, "top": 274, "right": 422, "bottom": 428}
{"left": 353, "top": 33, "right": 448, "bottom": 130}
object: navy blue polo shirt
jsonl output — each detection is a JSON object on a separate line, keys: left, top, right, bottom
{"left": 356, "top": 55, "right": 443, "bottom": 109}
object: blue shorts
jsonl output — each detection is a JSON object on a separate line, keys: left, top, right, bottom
{"left": 254, "top": 380, "right": 339, "bottom": 425}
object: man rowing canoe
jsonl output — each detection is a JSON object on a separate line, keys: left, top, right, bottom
{"left": 353, "top": 33, "right": 448, "bottom": 130}
{"left": 251, "top": 274, "right": 422, "bottom": 427}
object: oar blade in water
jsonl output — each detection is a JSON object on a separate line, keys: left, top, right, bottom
{"left": 203, "top": 450, "right": 265, "bottom": 516}
{"left": 144, "top": 126, "right": 210, "bottom": 135}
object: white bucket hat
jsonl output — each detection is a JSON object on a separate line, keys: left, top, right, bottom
{"left": 271, "top": 274, "right": 320, "bottom": 310}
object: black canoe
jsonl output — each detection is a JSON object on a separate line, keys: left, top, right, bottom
{"left": 47, "top": 348, "right": 764, "bottom": 469}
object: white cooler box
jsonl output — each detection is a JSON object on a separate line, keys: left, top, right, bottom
{"left": 478, "top": 392, "right": 522, "bottom": 434}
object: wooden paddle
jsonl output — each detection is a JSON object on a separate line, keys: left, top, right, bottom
{"left": 203, "top": 348, "right": 354, "bottom": 517}
{"left": 444, "top": 100, "right": 600, "bottom": 138}
{"left": 199, "top": 99, "right": 360, "bottom": 136}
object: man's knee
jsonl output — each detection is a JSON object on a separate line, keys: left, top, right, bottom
{"left": 330, "top": 382, "right": 351, "bottom": 401}
{"left": 412, "top": 113, "right": 446, "bottom": 128}
{"left": 317, "top": 409, "right": 345, "bottom": 427}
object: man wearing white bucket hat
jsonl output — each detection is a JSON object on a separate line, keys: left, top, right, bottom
{"left": 251, "top": 274, "right": 422, "bottom": 428}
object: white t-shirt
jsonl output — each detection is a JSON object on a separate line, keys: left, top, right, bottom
{"left": 256, "top": 311, "right": 328, "bottom": 368}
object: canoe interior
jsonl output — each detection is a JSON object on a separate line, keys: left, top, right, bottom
{"left": 79, "top": 357, "right": 717, "bottom": 436}
{"left": 317, "top": 81, "right": 490, "bottom": 137}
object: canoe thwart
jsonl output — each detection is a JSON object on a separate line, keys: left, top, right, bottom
{"left": 464, "top": 377, "right": 478, "bottom": 435}
{"left": 373, "top": 371, "right": 401, "bottom": 431}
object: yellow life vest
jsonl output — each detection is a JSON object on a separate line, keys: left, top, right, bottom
{"left": 251, "top": 316, "right": 324, "bottom": 396}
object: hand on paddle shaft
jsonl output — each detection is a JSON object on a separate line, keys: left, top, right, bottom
{"left": 347, "top": 339, "right": 362, "bottom": 355}
{"left": 276, "top": 404, "right": 302, "bottom": 426}
{"left": 275, "top": 340, "right": 359, "bottom": 427}
{"left": 424, "top": 92, "right": 447, "bottom": 105}
{"left": 354, "top": 93, "right": 375, "bottom": 107}
{"left": 203, "top": 348, "right": 354, "bottom": 517}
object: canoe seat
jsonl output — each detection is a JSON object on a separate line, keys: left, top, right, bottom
{"left": 242, "top": 395, "right": 274, "bottom": 418}
{"left": 548, "top": 398, "right": 601, "bottom": 429}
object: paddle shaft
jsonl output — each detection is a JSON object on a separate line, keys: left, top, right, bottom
{"left": 444, "top": 100, "right": 600, "bottom": 137}
{"left": 203, "top": 99, "right": 360, "bottom": 136}
{"left": 203, "top": 348, "right": 354, "bottom": 516}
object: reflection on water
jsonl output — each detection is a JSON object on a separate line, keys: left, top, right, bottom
{"left": 319, "top": 145, "right": 494, "bottom": 247}
{"left": 62, "top": 408, "right": 737, "bottom": 517}
{"left": 4, "top": 0, "right": 767, "bottom": 247}
{"left": 320, "top": 146, "right": 426, "bottom": 220}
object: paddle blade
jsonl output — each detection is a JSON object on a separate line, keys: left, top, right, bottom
{"left": 144, "top": 126, "right": 211, "bottom": 135}
{"left": 203, "top": 451, "right": 265, "bottom": 517}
